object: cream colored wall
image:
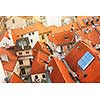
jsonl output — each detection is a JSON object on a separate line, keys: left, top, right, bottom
{"left": 19, "top": 58, "right": 31, "bottom": 67}
{"left": 61, "top": 16, "right": 75, "bottom": 25}
{"left": 25, "top": 67, "right": 31, "bottom": 75}
{"left": 31, "top": 73, "right": 46, "bottom": 83}
{"left": 13, "top": 61, "right": 20, "bottom": 76}
{"left": 5, "top": 16, "right": 26, "bottom": 29}
{"left": 16, "top": 49, "right": 32, "bottom": 57}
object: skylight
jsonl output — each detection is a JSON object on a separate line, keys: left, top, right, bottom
{"left": 78, "top": 51, "right": 94, "bottom": 70}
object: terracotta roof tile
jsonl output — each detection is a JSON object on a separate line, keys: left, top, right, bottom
{"left": 0, "top": 47, "right": 17, "bottom": 72}
{"left": 77, "top": 16, "right": 94, "bottom": 28}
{"left": 0, "top": 31, "right": 10, "bottom": 41}
{"left": 32, "top": 41, "right": 51, "bottom": 56}
{"left": 48, "top": 31, "right": 75, "bottom": 46}
{"left": 65, "top": 41, "right": 100, "bottom": 82}
{"left": 46, "top": 25, "right": 58, "bottom": 33}
{"left": 6, "top": 22, "right": 47, "bottom": 43}
{"left": 31, "top": 50, "right": 48, "bottom": 74}
{"left": 48, "top": 57, "right": 75, "bottom": 83}
{"left": 76, "top": 26, "right": 100, "bottom": 45}
{"left": 9, "top": 72, "right": 24, "bottom": 83}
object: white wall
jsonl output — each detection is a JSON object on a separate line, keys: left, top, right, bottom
{"left": 31, "top": 73, "right": 46, "bottom": 83}
{"left": 22, "top": 31, "right": 39, "bottom": 48}
{"left": 0, "top": 60, "right": 6, "bottom": 83}
{"left": 46, "top": 16, "right": 62, "bottom": 26}
{"left": 0, "top": 37, "right": 13, "bottom": 48}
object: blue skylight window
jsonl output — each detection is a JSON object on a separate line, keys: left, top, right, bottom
{"left": 78, "top": 51, "right": 94, "bottom": 70}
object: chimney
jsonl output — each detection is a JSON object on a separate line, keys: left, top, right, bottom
{"left": 22, "top": 25, "right": 25, "bottom": 29}
{"left": 8, "top": 29, "right": 14, "bottom": 46}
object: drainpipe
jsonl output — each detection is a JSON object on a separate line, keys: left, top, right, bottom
{"left": 61, "top": 58, "right": 80, "bottom": 83}
{"left": 45, "top": 64, "right": 52, "bottom": 83}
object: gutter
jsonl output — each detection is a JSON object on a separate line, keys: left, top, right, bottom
{"left": 61, "top": 58, "right": 80, "bottom": 83}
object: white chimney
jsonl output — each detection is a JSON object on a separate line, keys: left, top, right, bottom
{"left": 8, "top": 29, "right": 14, "bottom": 46}
{"left": 22, "top": 25, "right": 25, "bottom": 29}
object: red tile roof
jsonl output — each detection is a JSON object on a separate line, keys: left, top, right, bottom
{"left": 77, "top": 16, "right": 92, "bottom": 28}
{"left": 4, "top": 22, "right": 47, "bottom": 44}
{"left": 58, "top": 22, "right": 79, "bottom": 31}
{"left": 9, "top": 72, "right": 24, "bottom": 83}
{"left": 48, "top": 57, "right": 75, "bottom": 83}
{"left": 48, "top": 31, "right": 75, "bottom": 46}
{"left": 46, "top": 22, "right": 79, "bottom": 35}
{"left": 46, "top": 25, "right": 58, "bottom": 34}
{"left": 0, "top": 31, "right": 10, "bottom": 41}
{"left": 31, "top": 50, "right": 49, "bottom": 74}
{"left": 65, "top": 41, "right": 100, "bottom": 82}
{"left": 76, "top": 26, "right": 100, "bottom": 46}
{"left": 32, "top": 41, "right": 51, "bottom": 56}
{"left": 0, "top": 47, "right": 17, "bottom": 72}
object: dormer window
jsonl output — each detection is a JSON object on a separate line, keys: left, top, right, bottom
{"left": 64, "top": 36, "right": 68, "bottom": 40}
{"left": 83, "top": 19, "right": 89, "bottom": 25}
{"left": 88, "top": 18, "right": 94, "bottom": 24}
{"left": 12, "top": 19, "right": 15, "bottom": 24}
{"left": 84, "top": 28, "right": 91, "bottom": 33}
{"left": 70, "top": 28, "right": 74, "bottom": 32}
{"left": 93, "top": 16, "right": 99, "bottom": 22}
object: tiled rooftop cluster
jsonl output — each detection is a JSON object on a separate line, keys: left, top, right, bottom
{"left": 0, "top": 16, "right": 100, "bottom": 83}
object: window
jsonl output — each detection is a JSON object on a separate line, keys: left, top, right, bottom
{"left": 19, "top": 60, "right": 23, "bottom": 65}
{"left": 18, "top": 39, "right": 27, "bottom": 47}
{"left": 29, "top": 58, "right": 32, "bottom": 65}
{"left": 42, "top": 74, "right": 46, "bottom": 78}
{"left": 20, "top": 67, "right": 26, "bottom": 74}
{"left": 29, "top": 33, "right": 31, "bottom": 35}
{"left": 42, "top": 35, "right": 45, "bottom": 39}
{"left": 4, "top": 24, "right": 6, "bottom": 27}
{"left": 64, "top": 36, "right": 68, "bottom": 40}
{"left": 12, "top": 19, "right": 15, "bottom": 23}
{"left": 83, "top": 19, "right": 88, "bottom": 25}
{"left": 47, "top": 33, "right": 49, "bottom": 36}
{"left": 8, "top": 37, "right": 10, "bottom": 40}
{"left": 93, "top": 16, "right": 99, "bottom": 22}
{"left": 78, "top": 51, "right": 94, "bottom": 70}
{"left": 30, "top": 39, "right": 33, "bottom": 43}
{"left": 21, "top": 35, "right": 23, "bottom": 37}
{"left": 35, "top": 75, "right": 38, "bottom": 79}
{"left": 32, "top": 32, "right": 34, "bottom": 35}
{"left": 26, "top": 51, "right": 29, "bottom": 54}
{"left": 19, "top": 52, "right": 22, "bottom": 55}
{"left": 40, "top": 16, "right": 46, "bottom": 20}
